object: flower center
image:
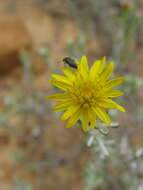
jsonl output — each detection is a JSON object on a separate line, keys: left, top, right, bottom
{"left": 73, "top": 81, "right": 96, "bottom": 107}
{"left": 81, "top": 85, "right": 94, "bottom": 99}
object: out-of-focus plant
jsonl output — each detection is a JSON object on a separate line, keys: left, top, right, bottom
{"left": 113, "top": 2, "right": 140, "bottom": 64}
{"left": 68, "top": 0, "right": 141, "bottom": 66}
{"left": 0, "top": 49, "right": 51, "bottom": 188}
{"left": 11, "top": 148, "right": 26, "bottom": 162}
{"left": 85, "top": 132, "right": 143, "bottom": 190}
{"left": 38, "top": 47, "right": 54, "bottom": 71}
{"left": 123, "top": 74, "right": 143, "bottom": 96}
{"left": 66, "top": 34, "right": 87, "bottom": 58}
{"left": 136, "top": 107, "right": 143, "bottom": 124}
{"left": 12, "top": 177, "right": 34, "bottom": 190}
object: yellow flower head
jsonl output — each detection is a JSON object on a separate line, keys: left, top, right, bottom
{"left": 48, "top": 56, "right": 125, "bottom": 132}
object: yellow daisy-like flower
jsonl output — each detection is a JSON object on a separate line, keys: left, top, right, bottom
{"left": 48, "top": 56, "right": 125, "bottom": 131}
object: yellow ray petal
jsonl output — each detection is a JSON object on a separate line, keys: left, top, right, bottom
{"left": 81, "top": 114, "right": 89, "bottom": 132}
{"left": 89, "top": 60, "right": 101, "bottom": 81}
{"left": 66, "top": 109, "right": 82, "bottom": 128}
{"left": 96, "top": 98, "right": 125, "bottom": 112}
{"left": 104, "top": 77, "right": 124, "bottom": 90}
{"left": 78, "top": 56, "right": 88, "bottom": 76}
{"left": 49, "top": 80, "right": 72, "bottom": 91}
{"left": 99, "top": 62, "right": 114, "bottom": 83}
{"left": 62, "top": 67, "right": 75, "bottom": 81}
{"left": 99, "top": 56, "right": 106, "bottom": 73}
{"left": 89, "top": 56, "right": 106, "bottom": 81}
{"left": 107, "top": 99, "right": 125, "bottom": 112}
{"left": 88, "top": 111, "right": 97, "bottom": 130}
{"left": 53, "top": 100, "right": 74, "bottom": 111}
{"left": 104, "top": 90, "right": 124, "bottom": 98}
{"left": 92, "top": 106, "right": 111, "bottom": 126}
{"left": 51, "top": 74, "right": 72, "bottom": 85}
{"left": 46, "top": 93, "right": 71, "bottom": 101}
{"left": 61, "top": 104, "right": 81, "bottom": 120}
{"left": 96, "top": 98, "right": 116, "bottom": 109}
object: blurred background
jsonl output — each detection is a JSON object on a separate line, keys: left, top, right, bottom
{"left": 0, "top": 0, "right": 143, "bottom": 189}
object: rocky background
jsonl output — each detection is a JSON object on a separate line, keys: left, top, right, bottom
{"left": 0, "top": 0, "right": 143, "bottom": 190}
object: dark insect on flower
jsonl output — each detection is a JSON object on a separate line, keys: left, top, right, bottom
{"left": 63, "top": 57, "right": 77, "bottom": 69}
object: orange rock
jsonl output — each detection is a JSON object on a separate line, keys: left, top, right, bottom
{"left": 0, "top": 15, "right": 31, "bottom": 73}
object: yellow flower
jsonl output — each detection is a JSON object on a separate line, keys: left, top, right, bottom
{"left": 47, "top": 56, "right": 125, "bottom": 131}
